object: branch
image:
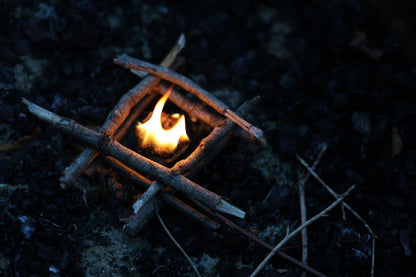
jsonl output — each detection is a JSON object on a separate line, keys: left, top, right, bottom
{"left": 156, "top": 211, "right": 202, "bottom": 277}
{"left": 296, "top": 154, "right": 376, "bottom": 277}
{"left": 297, "top": 143, "right": 327, "bottom": 266}
{"left": 114, "top": 54, "right": 264, "bottom": 139}
{"left": 23, "top": 98, "right": 245, "bottom": 218}
{"left": 60, "top": 34, "right": 186, "bottom": 188}
{"left": 106, "top": 156, "right": 220, "bottom": 235}
{"left": 250, "top": 185, "right": 355, "bottom": 277}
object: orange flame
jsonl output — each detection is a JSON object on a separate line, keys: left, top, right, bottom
{"left": 136, "top": 87, "right": 189, "bottom": 154}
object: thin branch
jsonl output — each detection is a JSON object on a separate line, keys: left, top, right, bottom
{"left": 156, "top": 210, "right": 202, "bottom": 277}
{"left": 251, "top": 185, "right": 355, "bottom": 277}
{"left": 131, "top": 34, "right": 186, "bottom": 77}
{"left": 190, "top": 200, "right": 328, "bottom": 277}
{"left": 114, "top": 54, "right": 263, "bottom": 139}
{"left": 23, "top": 98, "right": 245, "bottom": 218}
{"left": 132, "top": 182, "right": 164, "bottom": 214}
{"left": 296, "top": 154, "right": 376, "bottom": 277}
{"left": 172, "top": 95, "right": 261, "bottom": 175}
{"left": 132, "top": 95, "right": 259, "bottom": 215}
{"left": 60, "top": 34, "right": 185, "bottom": 189}
{"left": 298, "top": 143, "right": 328, "bottom": 266}
{"left": 106, "top": 156, "right": 220, "bottom": 234}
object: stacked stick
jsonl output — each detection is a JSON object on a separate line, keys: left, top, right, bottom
{"left": 23, "top": 35, "right": 332, "bottom": 277}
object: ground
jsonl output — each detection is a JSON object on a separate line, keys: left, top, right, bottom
{"left": 0, "top": 0, "right": 415, "bottom": 276}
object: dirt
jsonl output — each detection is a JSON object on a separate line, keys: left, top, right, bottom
{"left": 1, "top": 1, "right": 415, "bottom": 276}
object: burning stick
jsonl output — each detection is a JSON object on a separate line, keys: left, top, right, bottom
{"left": 22, "top": 98, "right": 245, "bottom": 218}
{"left": 60, "top": 34, "right": 186, "bottom": 189}
{"left": 132, "top": 96, "right": 260, "bottom": 215}
{"left": 251, "top": 185, "right": 355, "bottom": 277}
{"left": 153, "top": 84, "right": 263, "bottom": 144}
{"left": 152, "top": 84, "right": 223, "bottom": 128}
{"left": 113, "top": 54, "right": 264, "bottom": 139}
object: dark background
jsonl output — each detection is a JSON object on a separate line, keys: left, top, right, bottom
{"left": 1, "top": 0, "right": 415, "bottom": 276}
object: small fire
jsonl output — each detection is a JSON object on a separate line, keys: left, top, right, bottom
{"left": 136, "top": 86, "right": 189, "bottom": 155}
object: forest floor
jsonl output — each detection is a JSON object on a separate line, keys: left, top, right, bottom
{"left": 1, "top": 1, "right": 415, "bottom": 276}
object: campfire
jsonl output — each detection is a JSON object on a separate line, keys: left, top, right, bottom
{"left": 22, "top": 34, "right": 264, "bottom": 223}
{"left": 22, "top": 35, "right": 350, "bottom": 276}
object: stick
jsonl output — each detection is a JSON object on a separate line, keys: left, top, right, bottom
{"left": 298, "top": 143, "right": 327, "bottom": 267}
{"left": 152, "top": 84, "right": 224, "bottom": 128}
{"left": 173, "top": 96, "right": 261, "bottom": 175}
{"left": 156, "top": 210, "right": 202, "bottom": 277}
{"left": 130, "top": 34, "right": 186, "bottom": 77}
{"left": 251, "top": 185, "right": 355, "bottom": 277}
{"left": 130, "top": 95, "right": 259, "bottom": 215}
{"left": 189, "top": 198, "right": 328, "bottom": 277}
{"left": 153, "top": 84, "right": 264, "bottom": 144}
{"left": 23, "top": 98, "right": 245, "bottom": 218}
{"left": 132, "top": 182, "right": 164, "bottom": 213}
{"left": 60, "top": 34, "right": 185, "bottom": 189}
{"left": 106, "top": 156, "right": 220, "bottom": 233}
{"left": 113, "top": 54, "right": 264, "bottom": 139}
{"left": 296, "top": 155, "right": 376, "bottom": 277}
{"left": 120, "top": 195, "right": 162, "bottom": 235}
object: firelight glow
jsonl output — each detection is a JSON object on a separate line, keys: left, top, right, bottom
{"left": 136, "top": 87, "right": 189, "bottom": 154}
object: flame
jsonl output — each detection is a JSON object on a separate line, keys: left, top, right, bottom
{"left": 136, "top": 87, "right": 189, "bottom": 154}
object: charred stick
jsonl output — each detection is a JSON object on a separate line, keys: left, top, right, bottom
{"left": 60, "top": 35, "right": 185, "bottom": 189}
{"left": 104, "top": 156, "right": 220, "bottom": 231}
{"left": 113, "top": 54, "right": 263, "bottom": 139}
{"left": 23, "top": 98, "right": 245, "bottom": 218}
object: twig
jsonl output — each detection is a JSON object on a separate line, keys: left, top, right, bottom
{"left": 131, "top": 34, "right": 186, "bottom": 78}
{"left": 296, "top": 154, "right": 376, "bottom": 277}
{"left": 23, "top": 98, "right": 245, "bottom": 218}
{"left": 251, "top": 185, "right": 355, "bottom": 277}
{"left": 153, "top": 84, "right": 263, "bottom": 144}
{"left": 60, "top": 34, "right": 185, "bottom": 189}
{"left": 131, "top": 95, "right": 259, "bottom": 215}
{"left": 113, "top": 54, "right": 264, "bottom": 139}
{"left": 120, "top": 195, "right": 162, "bottom": 235}
{"left": 132, "top": 182, "right": 164, "bottom": 213}
{"left": 153, "top": 84, "right": 224, "bottom": 128}
{"left": 298, "top": 143, "right": 328, "bottom": 267}
{"left": 106, "top": 156, "right": 220, "bottom": 234}
{"left": 190, "top": 200, "right": 328, "bottom": 277}
{"left": 173, "top": 96, "right": 261, "bottom": 175}
{"left": 156, "top": 210, "right": 202, "bottom": 277}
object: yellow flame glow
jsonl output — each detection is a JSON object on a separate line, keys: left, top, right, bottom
{"left": 136, "top": 87, "right": 189, "bottom": 154}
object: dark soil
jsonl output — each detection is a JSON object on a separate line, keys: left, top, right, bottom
{"left": 1, "top": 1, "right": 415, "bottom": 276}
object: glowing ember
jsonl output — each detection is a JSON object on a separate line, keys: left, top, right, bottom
{"left": 136, "top": 86, "right": 189, "bottom": 155}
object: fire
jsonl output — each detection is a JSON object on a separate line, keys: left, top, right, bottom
{"left": 136, "top": 87, "right": 189, "bottom": 154}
